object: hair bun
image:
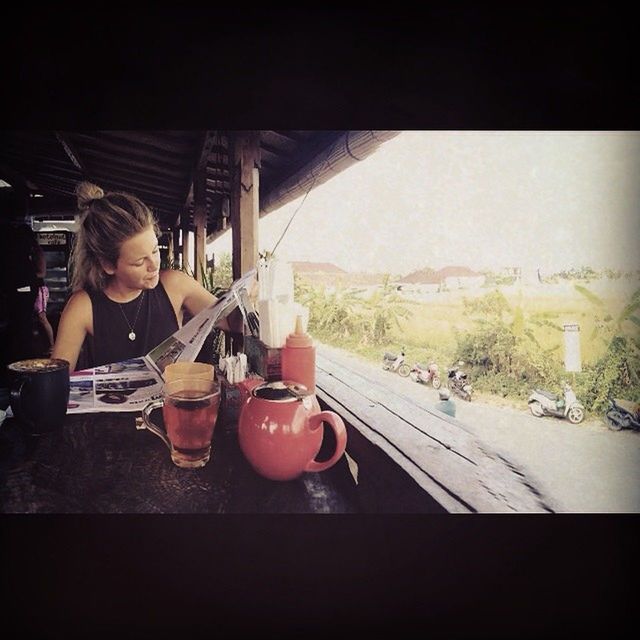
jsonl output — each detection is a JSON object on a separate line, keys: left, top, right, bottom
{"left": 75, "top": 181, "right": 104, "bottom": 211}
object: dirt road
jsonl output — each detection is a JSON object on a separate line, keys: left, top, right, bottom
{"left": 318, "top": 343, "right": 640, "bottom": 513}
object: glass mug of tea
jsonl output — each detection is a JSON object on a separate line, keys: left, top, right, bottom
{"left": 138, "top": 378, "right": 221, "bottom": 468}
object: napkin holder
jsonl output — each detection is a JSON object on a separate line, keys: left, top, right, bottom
{"left": 244, "top": 335, "right": 282, "bottom": 381}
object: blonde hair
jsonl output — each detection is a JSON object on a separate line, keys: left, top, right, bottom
{"left": 69, "top": 181, "right": 160, "bottom": 292}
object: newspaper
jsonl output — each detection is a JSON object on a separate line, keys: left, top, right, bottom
{"left": 67, "top": 270, "right": 256, "bottom": 414}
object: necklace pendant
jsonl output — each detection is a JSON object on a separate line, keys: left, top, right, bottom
{"left": 128, "top": 331, "right": 136, "bottom": 341}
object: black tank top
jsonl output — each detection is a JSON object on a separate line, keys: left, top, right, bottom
{"left": 80, "top": 280, "right": 179, "bottom": 369}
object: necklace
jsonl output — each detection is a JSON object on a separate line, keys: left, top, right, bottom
{"left": 117, "top": 291, "right": 145, "bottom": 341}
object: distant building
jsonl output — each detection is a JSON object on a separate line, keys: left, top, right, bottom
{"left": 438, "top": 266, "right": 485, "bottom": 290}
{"left": 290, "top": 261, "right": 347, "bottom": 275}
{"left": 397, "top": 267, "right": 441, "bottom": 293}
{"left": 500, "top": 266, "right": 542, "bottom": 285}
{"left": 400, "top": 265, "right": 485, "bottom": 291}
{"left": 290, "top": 261, "right": 348, "bottom": 288}
{"left": 501, "top": 266, "right": 522, "bottom": 279}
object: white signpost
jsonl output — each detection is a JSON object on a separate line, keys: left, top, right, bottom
{"left": 563, "top": 323, "right": 582, "bottom": 372}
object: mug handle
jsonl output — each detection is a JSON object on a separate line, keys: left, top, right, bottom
{"left": 137, "top": 399, "right": 172, "bottom": 451}
{"left": 305, "top": 411, "right": 347, "bottom": 473}
{"left": 10, "top": 378, "right": 34, "bottom": 428}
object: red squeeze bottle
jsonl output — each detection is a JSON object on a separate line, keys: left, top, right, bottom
{"left": 281, "top": 315, "right": 316, "bottom": 393}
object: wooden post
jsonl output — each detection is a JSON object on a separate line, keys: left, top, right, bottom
{"left": 193, "top": 166, "right": 207, "bottom": 285}
{"left": 221, "top": 195, "right": 230, "bottom": 231}
{"left": 230, "top": 131, "right": 260, "bottom": 280}
{"left": 172, "top": 226, "right": 181, "bottom": 269}
{"left": 181, "top": 214, "right": 191, "bottom": 275}
{"left": 166, "top": 231, "right": 174, "bottom": 269}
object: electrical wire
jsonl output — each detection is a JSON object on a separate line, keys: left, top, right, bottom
{"left": 269, "top": 134, "right": 349, "bottom": 256}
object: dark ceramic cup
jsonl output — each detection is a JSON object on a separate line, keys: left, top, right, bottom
{"left": 8, "top": 358, "right": 70, "bottom": 435}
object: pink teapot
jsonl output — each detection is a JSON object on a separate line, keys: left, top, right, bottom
{"left": 238, "top": 380, "right": 347, "bottom": 481}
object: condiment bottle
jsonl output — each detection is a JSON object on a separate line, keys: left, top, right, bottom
{"left": 280, "top": 315, "right": 316, "bottom": 393}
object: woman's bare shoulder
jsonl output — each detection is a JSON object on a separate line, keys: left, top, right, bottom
{"left": 65, "top": 289, "right": 92, "bottom": 310}
{"left": 160, "top": 268, "right": 198, "bottom": 292}
{"left": 160, "top": 268, "right": 186, "bottom": 285}
{"left": 59, "top": 289, "right": 93, "bottom": 331}
{"left": 159, "top": 268, "right": 216, "bottom": 316}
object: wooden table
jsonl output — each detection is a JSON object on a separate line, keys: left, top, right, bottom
{"left": 0, "top": 409, "right": 360, "bottom": 514}
{"left": 0, "top": 350, "right": 555, "bottom": 514}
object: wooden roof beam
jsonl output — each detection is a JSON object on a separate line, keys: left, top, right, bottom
{"left": 1, "top": 146, "right": 85, "bottom": 171}
{"left": 79, "top": 147, "right": 190, "bottom": 178}
{"left": 24, "top": 177, "right": 76, "bottom": 196}
{"left": 98, "top": 131, "right": 195, "bottom": 155}
{"left": 259, "top": 141, "right": 289, "bottom": 159}
{"left": 69, "top": 133, "right": 189, "bottom": 166}
{"left": 91, "top": 164, "right": 185, "bottom": 193}
{"left": 95, "top": 178, "right": 182, "bottom": 209}
{"left": 55, "top": 131, "right": 88, "bottom": 176}
{"left": 26, "top": 172, "right": 84, "bottom": 190}
{"left": 180, "top": 131, "right": 220, "bottom": 226}
{"left": 0, "top": 155, "right": 82, "bottom": 183}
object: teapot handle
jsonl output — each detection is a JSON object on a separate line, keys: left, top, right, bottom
{"left": 305, "top": 411, "right": 347, "bottom": 473}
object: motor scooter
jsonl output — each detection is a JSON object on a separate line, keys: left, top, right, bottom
{"left": 447, "top": 361, "right": 473, "bottom": 401}
{"left": 605, "top": 398, "right": 640, "bottom": 431}
{"left": 410, "top": 361, "right": 441, "bottom": 389}
{"left": 528, "top": 382, "right": 585, "bottom": 424}
{"left": 382, "top": 350, "right": 411, "bottom": 377}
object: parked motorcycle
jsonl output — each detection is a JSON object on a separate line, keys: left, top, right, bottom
{"left": 410, "top": 361, "right": 442, "bottom": 389}
{"left": 605, "top": 398, "right": 640, "bottom": 432}
{"left": 447, "top": 361, "right": 473, "bottom": 401}
{"left": 382, "top": 350, "right": 411, "bottom": 377}
{"left": 528, "top": 382, "right": 584, "bottom": 424}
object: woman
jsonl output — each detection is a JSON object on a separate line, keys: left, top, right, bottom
{"left": 52, "top": 181, "right": 233, "bottom": 372}
{"left": 33, "top": 241, "right": 55, "bottom": 354}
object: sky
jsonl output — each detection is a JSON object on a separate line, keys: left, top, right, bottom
{"left": 209, "top": 131, "right": 640, "bottom": 277}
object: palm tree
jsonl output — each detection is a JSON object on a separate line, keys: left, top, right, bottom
{"left": 575, "top": 285, "right": 640, "bottom": 410}
{"left": 364, "top": 275, "right": 413, "bottom": 343}
{"left": 458, "top": 289, "right": 562, "bottom": 381}
{"left": 295, "top": 276, "right": 367, "bottom": 340}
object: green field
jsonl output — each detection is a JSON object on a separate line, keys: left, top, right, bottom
{"left": 393, "top": 282, "right": 638, "bottom": 366}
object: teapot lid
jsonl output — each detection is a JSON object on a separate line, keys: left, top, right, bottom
{"left": 251, "top": 380, "right": 311, "bottom": 403}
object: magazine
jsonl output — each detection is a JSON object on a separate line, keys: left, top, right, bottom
{"left": 67, "top": 270, "right": 257, "bottom": 414}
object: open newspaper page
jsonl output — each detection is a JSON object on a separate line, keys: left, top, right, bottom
{"left": 68, "top": 357, "right": 164, "bottom": 414}
{"left": 66, "top": 270, "right": 257, "bottom": 414}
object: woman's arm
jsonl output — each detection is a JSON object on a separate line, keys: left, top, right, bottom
{"left": 51, "top": 290, "right": 92, "bottom": 372}
{"left": 160, "top": 269, "right": 237, "bottom": 332}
